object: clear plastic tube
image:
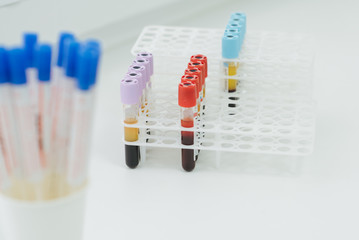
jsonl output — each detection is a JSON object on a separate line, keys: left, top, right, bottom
{"left": 38, "top": 81, "right": 52, "bottom": 168}
{"left": 222, "top": 60, "right": 239, "bottom": 93}
{"left": 67, "top": 89, "right": 93, "bottom": 189}
{"left": 12, "top": 85, "right": 42, "bottom": 200}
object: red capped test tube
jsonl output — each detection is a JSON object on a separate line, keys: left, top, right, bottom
{"left": 181, "top": 74, "right": 200, "bottom": 115}
{"left": 190, "top": 54, "right": 208, "bottom": 99}
{"left": 178, "top": 82, "right": 197, "bottom": 172}
{"left": 184, "top": 67, "right": 202, "bottom": 113}
{"left": 181, "top": 74, "right": 201, "bottom": 160}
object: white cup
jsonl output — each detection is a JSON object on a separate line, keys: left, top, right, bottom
{"left": 0, "top": 188, "right": 87, "bottom": 240}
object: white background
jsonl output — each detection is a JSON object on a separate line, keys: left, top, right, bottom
{"left": 1, "top": 0, "right": 359, "bottom": 239}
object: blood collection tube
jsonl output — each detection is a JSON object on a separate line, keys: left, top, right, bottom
{"left": 188, "top": 61, "right": 206, "bottom": 109}
{"left": 121, "top": 78, "right": 141, "bottom": 169}
{"left": 230, "top": 12, "right": 247, "bottom": 35}
{"left": 136, "top": 52, "right": 153, "bottom": 86}
{"left": 128, "top": 64, "right": 150, "bottom": 141}
{"left": 181, "top": 74, "right": 201, "bottom": 160}
{"left": 133, "top": 58, "right": 151, "bottom": 104}
{"left": 190, "top": 55, "right": 208, "bottom": 107}
{"left": 222, "top": 33, "right": 240, "bottom": 93}
{"left": 129, "top": 64, "right": 148, "bottom": 108}
{"left": 178, "top": 82, "right": 197, "bottom": 171}
{"left": 227, "top": 21, "right": 244, "bottom": 48}
{"left": 184, "top": 67, "right": 202, "bottom": 111}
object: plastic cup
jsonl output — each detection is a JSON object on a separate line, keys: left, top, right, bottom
{"left": 0, "top": 188, "right": 87, "bottom": 240}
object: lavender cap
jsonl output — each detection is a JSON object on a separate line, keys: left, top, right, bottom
{"left": 136, "top": 52, "right": 153, "bottom": 76}
{"left": 120, "top": 78, "right": 140, "bottom": 105}
{"left": 133, "top": 58, "right": 150, "bottom": 82}
{"left": 129, "top": 64, "right": 148, "bottom": 84}
{"left": 126, "top": 71, "right": 145, "bottom": 90}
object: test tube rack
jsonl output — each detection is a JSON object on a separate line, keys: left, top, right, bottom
{"left": 128, "top": 25, "right": 316, "bottom": 160}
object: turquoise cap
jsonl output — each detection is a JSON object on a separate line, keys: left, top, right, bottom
{"left": 222, "top": 33, "right": 240, "bottom": 59}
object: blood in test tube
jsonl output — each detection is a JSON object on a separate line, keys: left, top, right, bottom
{"left": 178, "top": 81, "right": 197, "bottom": 172}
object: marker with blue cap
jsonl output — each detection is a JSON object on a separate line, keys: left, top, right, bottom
{"left": 35, "top": 44, "right": 52, "bottom": 166}
{"left": 8, "top": 47, "right": 43, "bottom": 199}
{"left": 67, "top": 46, "right": 101, "bottom": 187}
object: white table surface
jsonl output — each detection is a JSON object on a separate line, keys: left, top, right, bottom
{"left": 84, "top": 0, "right": 359, "bottom": 239}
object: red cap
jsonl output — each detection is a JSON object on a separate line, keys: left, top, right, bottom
{"left": 178, "top": 82, "right": 197, "bottom": 108}
{"left": 191, "top": 54, "right": 207, "bottom": 78}
{"left": 181, "top": 74, "right": 199, "bottom": 99}
{"left": 188, "top": 61, "right": 205, "bottom": 87}
{"left": 185, "top": 67, "right": 202, "bottom": 91}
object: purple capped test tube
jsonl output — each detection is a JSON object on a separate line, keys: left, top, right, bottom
{"left": 120, "top": 77, "right": 141, "bottom": 169}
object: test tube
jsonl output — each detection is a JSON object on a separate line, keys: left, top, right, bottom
{"left": 54, "top": 40, "right": 80, "bottom": 186}
{"left": 230, "top": 12, "right": 247, "bottom": 35}
{"left": 136, "top": 52, "right": 154, "bottom": 86}
{"left": 8, "top": 48, "right": 42, "bottom": 200}
{"left": 51, "top": 33, "right": 75, "bottom": 148}
{"left": 181, "top": 74, "right": 200, "bottom": 160}
{"left": 184, "top": 67, "right": 203, "bottom": 113}
{"left": 133, "top": 58, "right": 151, "bottom": 104}
{"left": 188, "top": 61, "right": 205, "bottom": 109}
{"left": 222, "top": 33, "right": 240, "bottom": 93}
{"left": 129, "top": 64, "right": 148, "bottom": 107}
{"left": 178, "top": 82, "right": 197, "bottom": 172}
{"left": 190, "top": 55, "right": 208, "bottom": 106}
{"left": 67, "top": 48, "right": 99, "bottom": 189}
{"left": 0, "top": 47, "right": 15, "bottom": 183}
{"left": 23, "top": 33, "right": 38, "bottom": 112}
{"left": 226, "top": 21, "right": 244, "bottom": 48}
{"left": 121, "top": 78, "right": 141, "bottom": 169}
{"left": 35, "top": 44, "right": 52, "bottom": 169}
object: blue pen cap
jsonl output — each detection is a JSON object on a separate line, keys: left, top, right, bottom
{"left": 77, "top": 48, "right": 96, "bottom": 91}
{"left": 36, "top": 44, "right": 52, "bottom": 82}
{"left": 0, "top": 47, "right": 11, "bottom": 84}
{"left": 222, "top": 33, "right": 240, "bottom": 59}
{"left": 64, "top": 40, "right": 80, "bottom": 78}
{"left": 56, "top": 32, "right": 75, "bottom": 67}
{"left": 23, "top": 33, "right": 38, "bottom": 68}
{"left": 8, "top": 48, "right": 27, "bottom": 85}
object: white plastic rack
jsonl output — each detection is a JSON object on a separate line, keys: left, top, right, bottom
{"left": 128, "top": 25, "right": 316, "bottom": 158}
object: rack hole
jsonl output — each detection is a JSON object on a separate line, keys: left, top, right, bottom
{"left": 221, "top": 142, "right": 233, "bottom": 148}
{"left": 163, "top": 139, "right": 176, "bottom": 145}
